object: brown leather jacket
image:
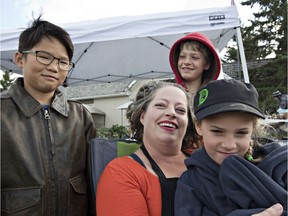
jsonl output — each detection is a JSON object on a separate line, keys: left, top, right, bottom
{"left": 1, "top": 78, "right": 97, "bottom": 215}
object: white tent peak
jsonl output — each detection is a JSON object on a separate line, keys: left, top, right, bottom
{"left": 1, "top": 5, "right": 250, "bottom": 86}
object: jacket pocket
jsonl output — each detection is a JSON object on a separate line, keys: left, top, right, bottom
{"left": 1, "top": 187, "right": 42, "bottom": 215}
{"left": 69, "top": 173, "right": 88, "bottom": 215}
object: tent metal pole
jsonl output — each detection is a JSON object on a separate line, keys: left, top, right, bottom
{"left": 236, "top": 27, "right": 250, "bottom": 83}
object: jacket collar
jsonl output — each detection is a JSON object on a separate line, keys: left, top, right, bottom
{"left": 8, "top": 78, "right": 68, "bottom": 117}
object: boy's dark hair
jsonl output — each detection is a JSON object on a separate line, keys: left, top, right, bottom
{"left": 18, "top": 16, "right": 74, "bottom": 61}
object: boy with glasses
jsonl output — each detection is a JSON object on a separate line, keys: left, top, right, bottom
{"left": 1, "top": 16, "right": 96, "bottom": 215}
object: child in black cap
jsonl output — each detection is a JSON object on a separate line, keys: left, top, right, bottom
{"left": 175, "top": 79, "right": 287, "bottom": 216}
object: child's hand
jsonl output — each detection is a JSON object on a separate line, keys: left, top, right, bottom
{"left": 252, "top": 204, "right": 283, "bottom": 216}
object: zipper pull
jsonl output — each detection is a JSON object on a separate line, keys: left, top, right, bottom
{"left": 44, "top": 108, "right": 50, "bottom": 119}
{"left": 43, "top": 105, "right": 50, "bottom": 119}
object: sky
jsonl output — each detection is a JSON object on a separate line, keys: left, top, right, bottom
{"left": 0, "top": 0, "right": 256, "bottom": 78}
{"left": 1, "top": 0, "right": 255, "bottom": 30}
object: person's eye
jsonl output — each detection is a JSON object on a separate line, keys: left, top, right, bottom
{"left": 59, "top": 60, "right": 69, "bottom": 66}
{"left": 236, "top": 131, "right": 249, "bottom": 136}
{"left": 155, "top": 103, "right": 165, "bottom": 108}
{"left": 38, "top": 53, "right": 51, "bottom": 60}
{"left": 176, "top": 108, "right": 186, "bottom": 114}
{"left": 211, "top": 129, "right": 223, "bottom": 134}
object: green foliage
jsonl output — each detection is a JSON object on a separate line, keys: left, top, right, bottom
{"left": 0, "top": 71, "right": 15, "bottom": 92}
{"left": 97, "top": 124, "right": 129, "bottom": 139}
{"left": 241, "top": 0, "right": 287, "bottom": 58}
{"left": 249, "top": 56, "right": 287, "bottom": 115}
{"left": 222, "top": 0, "right": 287, "bottom": 120}
{"left": 221, "top": 37, "right": 238, "bottom": 63}
{"left": 224, "top": 0, "right": 287, "bottom": 62}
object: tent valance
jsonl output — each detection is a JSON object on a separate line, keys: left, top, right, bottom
{"left": 1, "top": 5, "right": 248, "bottom": 86}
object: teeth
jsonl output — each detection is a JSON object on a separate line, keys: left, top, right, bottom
{"left": 159, "top": 123, "right": 176, "bottom": 128}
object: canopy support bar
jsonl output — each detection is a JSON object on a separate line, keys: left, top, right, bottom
{"left": 236, "top": 27, "right": 249, "bottom": 83}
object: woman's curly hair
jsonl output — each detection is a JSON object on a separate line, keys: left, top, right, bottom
{"left": 126, "top": 80, "right": 202, "bottom": 150}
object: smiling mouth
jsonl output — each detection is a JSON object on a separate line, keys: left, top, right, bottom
{"left": 159, "top": 122, "right": 177, "bottom": 129}
{"left": 219, "top": 152, "right": 236, "bottom": 156}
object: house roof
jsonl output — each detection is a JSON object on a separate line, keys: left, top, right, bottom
{"left": 82, "top": 104, "right": 106, "bottom": 115}
{"left": 63, "top": 80, "right": 133, "bottom": 99}
{"left": 63, "top": 59, "right": 273, "bottom": 100}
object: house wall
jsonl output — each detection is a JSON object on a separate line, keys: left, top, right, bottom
{"left": 91, "top": 80, "right": 152, "bottom": 129}
{"left": 73, "top": 79, "right": 163, "bottom": 129}
{"left": 92, "top": 114, "right": 106, "bottom": 128}
{"left": 66, "top": 60, "right": 274, "bottom": 130}
{"left": 92, "top": 95, "right": 130, "bottom": 128}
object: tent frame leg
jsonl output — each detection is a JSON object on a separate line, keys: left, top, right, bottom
{"left": 236, "top": 27, "right": 249, "bottom": 83}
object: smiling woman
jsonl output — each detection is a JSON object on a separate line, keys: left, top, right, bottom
{"left": 96, "top": 80, "right": 199, "bottom": 216}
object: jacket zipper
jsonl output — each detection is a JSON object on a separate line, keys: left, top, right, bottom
{"left": 43, "top": 106, "right": 58, "bottom": 214}
{"left": 44, "top": 108, "right": 50, "bottom": 119}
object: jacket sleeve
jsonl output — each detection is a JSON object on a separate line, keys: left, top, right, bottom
{"left": 225, "top": 208, "right": 270, "bottom": 216}
{"left": 220, "top": 155, "right": 287, "bottom": 213}
{"left": 83, "top": 108, "right": 97, "bottom": 216}
{"left": 257, "top": 144, "right": 287, "bottom": 189}
{"left": 174, "top": 174, "right": 217, "bottom": 216}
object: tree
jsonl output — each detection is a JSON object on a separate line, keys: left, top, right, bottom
{"left": 241, "top": 0, "right": 287, "bottom": 58}
{"left": 249, "top": 56, "right": 287, "bottom": 114}
{"left": 0, "top": 71, "right": 15, "bottom": 92}
{"left": 223, "top": 0, "right": 287, "bottom": 61}
{"left": 222, "top": 0, "right": 287, "bottom": 115}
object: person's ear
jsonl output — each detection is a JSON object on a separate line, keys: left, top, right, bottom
{"left": 204, "top": 62, "right": 210, "bottom": 70}
{"left": 140, "top": 111, "right": 145, "bottom": 125}
{"left": 195, "top": 122, "right": 203, "bottom": 136}
{"left": 14, "top": 52, "right": 24, "bottom": 68}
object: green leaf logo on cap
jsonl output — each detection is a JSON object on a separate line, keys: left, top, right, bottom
{"left": 198, "top": 89, "right": 209, "bottom": 106}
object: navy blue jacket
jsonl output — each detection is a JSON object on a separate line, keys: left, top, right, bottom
{"left": 175, "top": 143, "right": 287, "bottom": 216}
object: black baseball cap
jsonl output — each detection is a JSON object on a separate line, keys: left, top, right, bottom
{"left": 194, "top": 79, "right": 265, "bottom": 120}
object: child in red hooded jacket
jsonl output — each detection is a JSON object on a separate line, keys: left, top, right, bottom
{"left": 169, "top": 32, "right": 221, "bottom": 98}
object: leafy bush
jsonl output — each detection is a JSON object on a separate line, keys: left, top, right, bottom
{"left": 97, "top": 124, "right": 129, "bottom": 139}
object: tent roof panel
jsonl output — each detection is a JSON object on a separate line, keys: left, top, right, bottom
{"left": 1, "top": 5, "right": 241, "bottom": 86}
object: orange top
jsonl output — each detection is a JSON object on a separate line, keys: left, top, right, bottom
{"left": 96, "top": 156, "right": 161, "bottom": 216}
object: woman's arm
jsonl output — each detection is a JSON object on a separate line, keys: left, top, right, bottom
{"left": 96, "top": 157, "right": 160, "bottom": 216}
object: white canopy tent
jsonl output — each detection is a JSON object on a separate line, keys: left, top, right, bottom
{"left": 0, "top": 5, "right": 249, "bottom": 86}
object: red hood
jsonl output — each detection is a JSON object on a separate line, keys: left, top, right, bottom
{"left": 169, "top": 32, "right": 221, "bottom": 90}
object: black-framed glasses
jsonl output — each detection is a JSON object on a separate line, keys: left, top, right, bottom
{"left": 21, "top": 50, "right": 75, "bottom": 71}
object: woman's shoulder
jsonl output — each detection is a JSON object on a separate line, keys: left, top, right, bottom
{"left": 105, "top": 156, "right": 159, "bottom": 180}
{"left": 106, "top": 156, "right": 138, "bottom": 169}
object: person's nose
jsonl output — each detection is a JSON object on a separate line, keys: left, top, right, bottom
{"left": 47, "top": 59, "right": 60, "bottom": 72}
{"left": 165, "top": 106, "right": 176, "bottom": 118}
{"left": 221, "top": 134, "right": 237, "bottom": 150}
{"left": 183, "top": 56, "right": 191, "bottom": 65}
